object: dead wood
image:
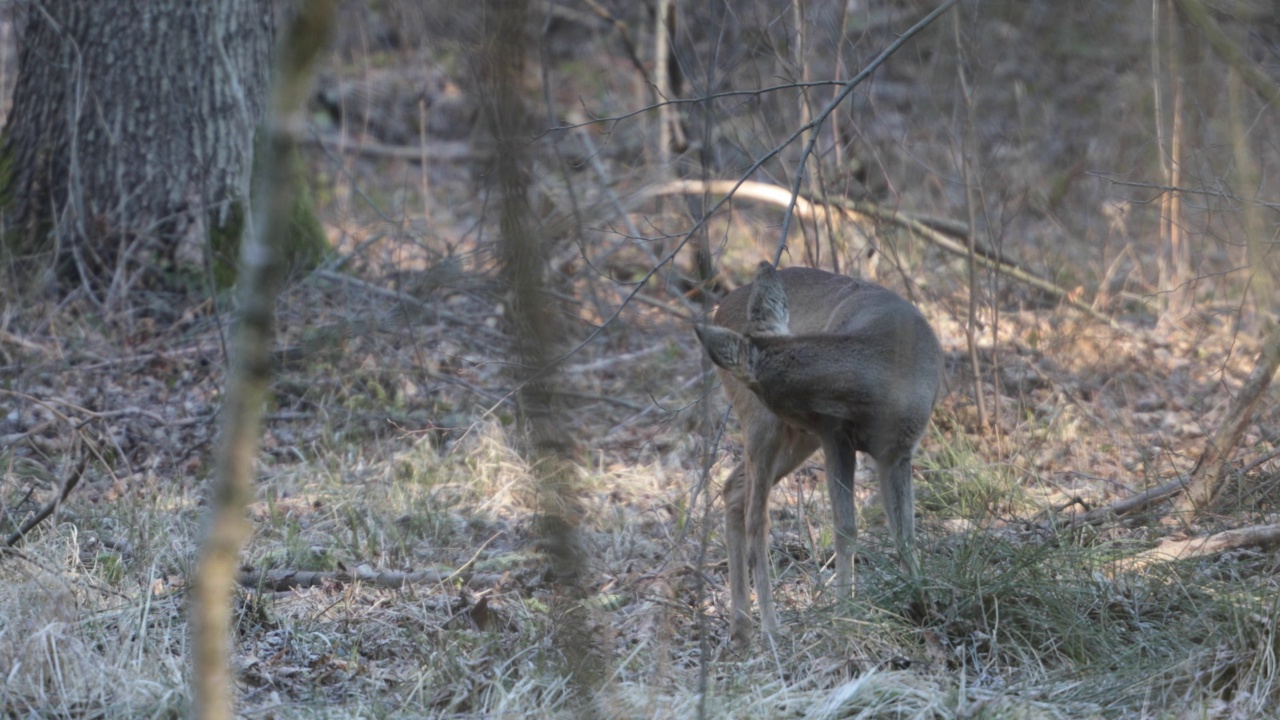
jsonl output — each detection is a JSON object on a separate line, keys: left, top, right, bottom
{"left": 0, "top": 390, "right": 119, "bottom": 548}
{"left": 1171, "top": 321, "right": 1280, "bottom": 520}
{"left": 1065, "top": 475, "right": 1189, "bottom": 528}
{"left": 4, "top": 453, "right": 88, "bottom": 547}
{"left": 303, "top": 134, "right": 479, "bottom": 163}
{"left": 1118, "top": 522, "right": 1280, "bottom": 572}
{"left": 0, "top": 330, "right": 49, "bottom": 356}
{"left": 237, "top": 564, "right": 508, "bottom": 592}
{"left": 838, "top": 199, "right": 1118, "bottom": 327}
{"left": 1064, "top": 415, "right": 1280, "bottom": 530}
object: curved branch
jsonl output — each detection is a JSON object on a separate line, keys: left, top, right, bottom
{"left": 647, "top": 179, "right": 1118, "bottom": 328}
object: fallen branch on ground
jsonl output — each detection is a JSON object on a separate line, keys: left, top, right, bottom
{"left": 1117, "top": 522, "right": 1280, "bottom": 572}
{"left": 1172, "top": 321, "right": 1280, "bottom": 520}
{"left": 302, "top": 134, "right": 480, "bottom": 163}
{"left": 237, "top": 564, "right": 507, "bottom": 592}
{"left": 1068, "top": 444, "right": 1280, "bottom": 529}
{"left": 1065, "top": 475, "right": 1189, "bottom": 528}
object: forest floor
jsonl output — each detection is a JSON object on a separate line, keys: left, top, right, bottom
{"left": 3, "top": 3, "right": 1280, "bottom": 718}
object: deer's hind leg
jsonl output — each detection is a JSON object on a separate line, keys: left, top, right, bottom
{"left": 876, "top": 454, "right": 920, "bottom": 578}
{"left": 819, "top": 426, "right": 858, "bottom": 599}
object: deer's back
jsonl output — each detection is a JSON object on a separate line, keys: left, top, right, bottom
{"left": 714, "top": 267, "right": 941, "bottom": 458}
{"left": 715, "top": 267, "right": 876, "bottom": 334}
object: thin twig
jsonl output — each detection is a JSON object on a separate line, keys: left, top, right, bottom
{"left": 300, "top": 134, "right": 478, "bottom": 163}
{"left": 555, "top": 390, "right": 646, "bottom": 411}
{"left": 841, "top": 199, "right": 1121, "bottom": 328}
{"left": 772, "top": 0, "right": 961, "bottom": 263}
{"left": 5, "top": 453, "right": 89, "bottom": 547}
{"left": 648, "top": 179, "right": 1117, "bottom": 327}
{"left": 0, "top": 331, "right": 50, "bottom": 355}
{"left": 495, "top": 1, "right": 963, "bottom": 411}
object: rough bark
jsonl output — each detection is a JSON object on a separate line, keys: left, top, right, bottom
{"left": 1, "top": 1, "right": 271, "bottom": 298}
{"left": 188, "top": 4, "right": 334, "bottom": 719}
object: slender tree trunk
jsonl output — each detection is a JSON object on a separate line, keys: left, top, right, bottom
{"left": 189, "top": 4, "right": 334, "bottom": 718}
{"left": 954, "top": 11, "right": 988, "bottom": 432}
{"left": 478, "top": 2, "right": 604, "bottom": 710}
{"left": 1, "top": 1, "right": 272, "bottom": 300}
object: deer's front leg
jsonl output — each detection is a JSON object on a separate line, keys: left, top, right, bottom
{"left": 722, "top": 461, "right": 752, "bottom": 649}
{"left": 745, "top": 444, "right": 778, "bottom": 639}
{"left": 741, "top": 415, "right": 790, "bottom": 641}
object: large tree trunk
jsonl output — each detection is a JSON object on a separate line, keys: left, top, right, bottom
{"left": 1, "top": 1, "right": 272, "bottom": 302}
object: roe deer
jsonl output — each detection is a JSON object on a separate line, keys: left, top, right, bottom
{"left": 695, "top": 261, "right": 942, "bottom": 647}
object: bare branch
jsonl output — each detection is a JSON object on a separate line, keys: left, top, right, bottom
{"left": 1172, "top": 322, "right": 1280, "bottom": 519}
{"left": 1118, "top": 522, "right": 1280, "bottom": 572}
{"left": 4, "top": 453, "right": 88, "bottom": 547}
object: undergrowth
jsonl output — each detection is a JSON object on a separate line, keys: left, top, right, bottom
{"left": 5, "top": 415, "right": 1279, "bottom": 717}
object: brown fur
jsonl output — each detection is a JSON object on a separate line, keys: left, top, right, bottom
{"left": 696, "top": 262, "right": 942, "bottom": 647}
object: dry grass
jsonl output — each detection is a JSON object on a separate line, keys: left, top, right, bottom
{"left": 5, "top": 1, "right": 1280, "bottom": 718}
{"left": 4, "top": 327, "right": 1280, "bottom": 718}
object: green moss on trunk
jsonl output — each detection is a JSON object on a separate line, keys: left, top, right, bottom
{"left": 0, "top": 140, "right": 48, "bottom": 260}
{"left": 208, "top": 142, "right": 328, "bottom": 288}
{"left": 285, "top": 147, "right": 328, "bottom": 273}
{"left": 209, "top": 200, "right": 247, "bottom": 288}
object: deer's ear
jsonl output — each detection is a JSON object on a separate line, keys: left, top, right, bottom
{"left": 748, "top": 262, "right": 789, "bottom": 336}
{"left": 695, "top": 324, "right": 749, "bottom": 376}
